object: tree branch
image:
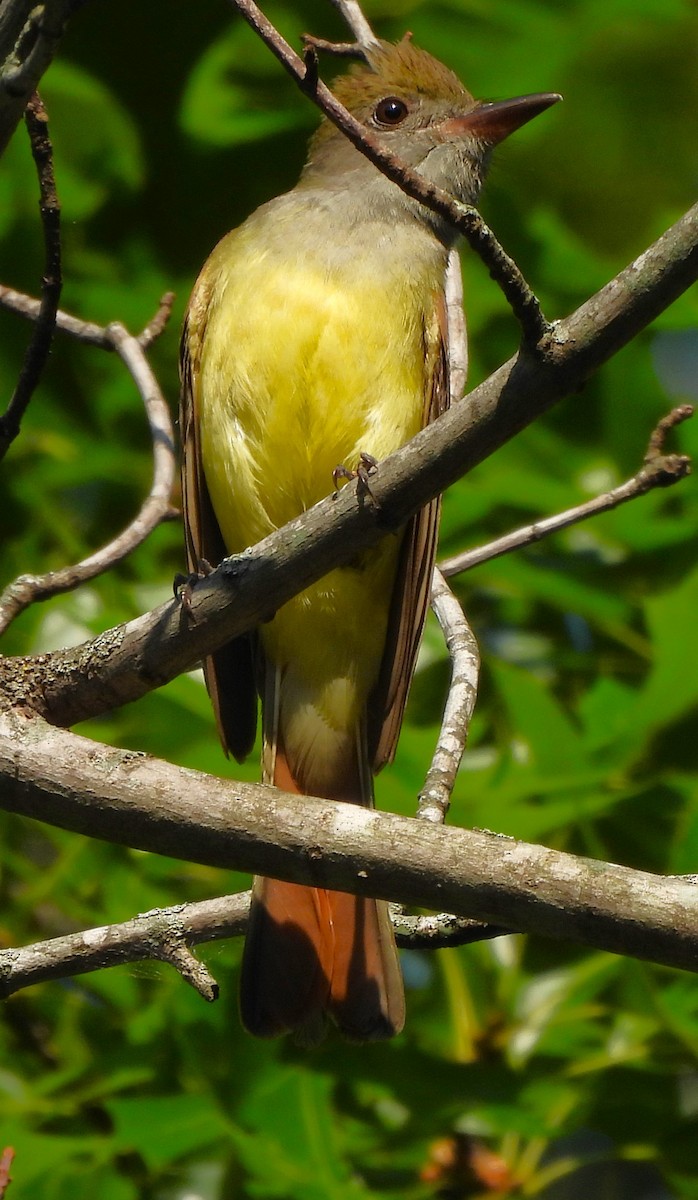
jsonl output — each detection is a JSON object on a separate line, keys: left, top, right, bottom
{"left": 0, "top": 0, "right": 87, "bottom": 157}
{"left": 3, "top": 708, "right": 698, "bottom": 977}
{"left": 0, "top": 298, "right": 177, "bottom": 634}
{"left": 326, "top": 0, "right": 378, "bottom": 49}
{"left": 0, "top": 92, "right": 61, "bottom": 459}
{"left": 440, "top": 404, "right": 694, "bottom": 578}
{"left": 0, "top": 883, "right": 509, "bottom": 999}
{"left": 1, "top": 202, "right": 693, "bottom": 728}
{"left": 0, "top": 893, "right": 250, "bottom": 1001}
{"left": 418, "top": 569, "right": 479, "bottom": 824}
{"left": 392, "top": 570, "right": 501, "bottom": 949}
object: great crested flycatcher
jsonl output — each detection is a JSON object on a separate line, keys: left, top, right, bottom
{"left": 180, "top": 37, "right": 559, "bottom": 1042}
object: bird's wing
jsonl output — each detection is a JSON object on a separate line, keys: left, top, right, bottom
{"left": 367, "top": 290, "right": 451, "bottom": 772}
{"left": 179, "top": 282, "right": 257, "bottom": 761}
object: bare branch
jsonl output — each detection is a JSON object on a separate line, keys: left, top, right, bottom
{"left": 0, "top": 285, "right": 113, "bottom": 344}
{"left": 138, "top": 290, "right": 175, "bottom": 350}
{"left": 0, "top": 881, "right": 507, "bottom": 998}
{"left": 0, "top": 304, "right": 177, "bottom": 634}
{"left": 229, "top": 0, "right": 551, "bottom": 343}
{"left": 440, "top": 404, "right": 693, "bottom": 579}
{"left": 0, "top": 0, "right": 87, "bottom": 156}
{"left": 393, "top": 911, "right": 510, "bottom": 950}
{"left": 418, "top": 570, "right": 479, "bottom": 824}
{"left": 445, "top": 248, "right": 468, "bottom": 402}
{"left": 326, "top": 0, "right": 379, "bottom": 48}
{"left": 394, "top": 572, "right": 503, "bottom": 947}
{"left": 4, "top": 708, "right": 698, "bottom": 976}
{"left": 0, "top": 92, "right": 61, "bottom": 460}
{"left": 0, "top": 894, "right": 250, "bottom": 1001}
{"left": 301, "top": 34, "right": 366, "bottom": 59}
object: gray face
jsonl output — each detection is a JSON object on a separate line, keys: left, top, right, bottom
{"left": 301, "top": 93, "right": 489, "bottom": 215}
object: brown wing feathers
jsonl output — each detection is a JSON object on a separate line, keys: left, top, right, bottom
{"left": 368, "top": 296, "right": 450, "bottom": 771}
{"left": 179, "top": 308, "right": 257, "bottom": 762}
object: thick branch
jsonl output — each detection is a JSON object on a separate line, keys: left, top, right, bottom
{"left": 1, "top": 203, "right": 694, "bottom": 728}
{"left": 2, "top": 709, "right": 698, "bottom": 975}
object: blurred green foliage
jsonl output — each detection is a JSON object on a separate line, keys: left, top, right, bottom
{"left": 1, "top": 0, "right": 697, "bottom": 1196}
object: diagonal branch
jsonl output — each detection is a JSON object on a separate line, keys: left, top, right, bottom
{"left": 229, "top": 0, "right": 552, "bottom": 343}
{"left": 1, "top": 202, "right": 693, "bottom": 729}
{"left": 440, "top": 404, "right": 694, "bottom": 578}
{"left": 326, "top": 0, "right": 378, "bottom": 48}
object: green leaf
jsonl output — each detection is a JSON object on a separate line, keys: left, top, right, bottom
{"left": 105, "top": 1093, "right": 231, "bottom": 1169}
{"left": 180, "top": 12, "right": 310, "bottom": 147}
{"left": 236, "top": 1067, "right": 369, "bottom": 1199}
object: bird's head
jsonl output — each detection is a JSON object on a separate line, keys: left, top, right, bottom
{"left": 303, "top": 38, "right": 560, "bottom": 208}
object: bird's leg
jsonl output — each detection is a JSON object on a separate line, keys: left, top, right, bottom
{"left": 332, "top": 452, "right": 379, "bottom": 503}
{"left": 173, "top": 558, "right": 215, "bottom": 620}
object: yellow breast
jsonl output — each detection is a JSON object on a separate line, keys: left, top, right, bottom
{"left": 194, "top": 199, "right": 443, "bottom": 754}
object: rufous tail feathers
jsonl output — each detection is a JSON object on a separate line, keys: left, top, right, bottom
{"left": 239, "top": 742, "right": 405, "bottom": 1043}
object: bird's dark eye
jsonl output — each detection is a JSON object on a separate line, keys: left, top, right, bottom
{"left": 373, "top": 96, "right": 409, "bottom": 127}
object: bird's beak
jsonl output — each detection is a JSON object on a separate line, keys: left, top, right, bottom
{"left": 441, "top": 92, "right": 562, "bottom": 145}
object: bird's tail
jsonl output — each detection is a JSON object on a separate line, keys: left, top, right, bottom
{"left": 239, "top": 706, "right": 405, "bottom": 1043}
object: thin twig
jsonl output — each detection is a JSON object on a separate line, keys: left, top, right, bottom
{"left": 0, "top": 92, "right": 61, "bottom": 461}
{"left": 397, "top": 573, "right": 503, "bottom": 946}
{"left": 0, "top": 303, "right": 177, "bottom": 635}
{"left": 0, "top": 286, "right": 176, "bottom": 351}
{"left": 418, "top": 569, "right": 480, "bottom": 824}
{"left": 228, "top": 0, "right": 551, "bottom": 344}
{"left": 445, "top": 248, "right": 468, "bottom": 402}
{"left": 0, "top": 894, "right": 250, "bottom": 1000}
{"left": 326, "top": 0, "right": 379, "bottom": 48}
{"left": 301, "top": 34, "right": 366, "bottom": 59}
{"left": 0, "top": 0, "right": 88, "bottom": 157}
{"left": 138, "top": 290, "right": 176, "bottom": 349}
{"left": 393, "top": 911, "right": 510, "bottom": 949}
{"left": 0, "top": 285, "right": 110, "bottom": 344}
{"left": 440, "top": 405, "right": 693, "bottom": 579}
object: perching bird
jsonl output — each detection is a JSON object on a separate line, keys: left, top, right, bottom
{"left": 180, "top": 37, "right": 559, "bottom": 1042}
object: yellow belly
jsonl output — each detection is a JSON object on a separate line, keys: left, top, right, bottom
{"left": 197, "top": 216, "right": 437, "bottom": 777}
